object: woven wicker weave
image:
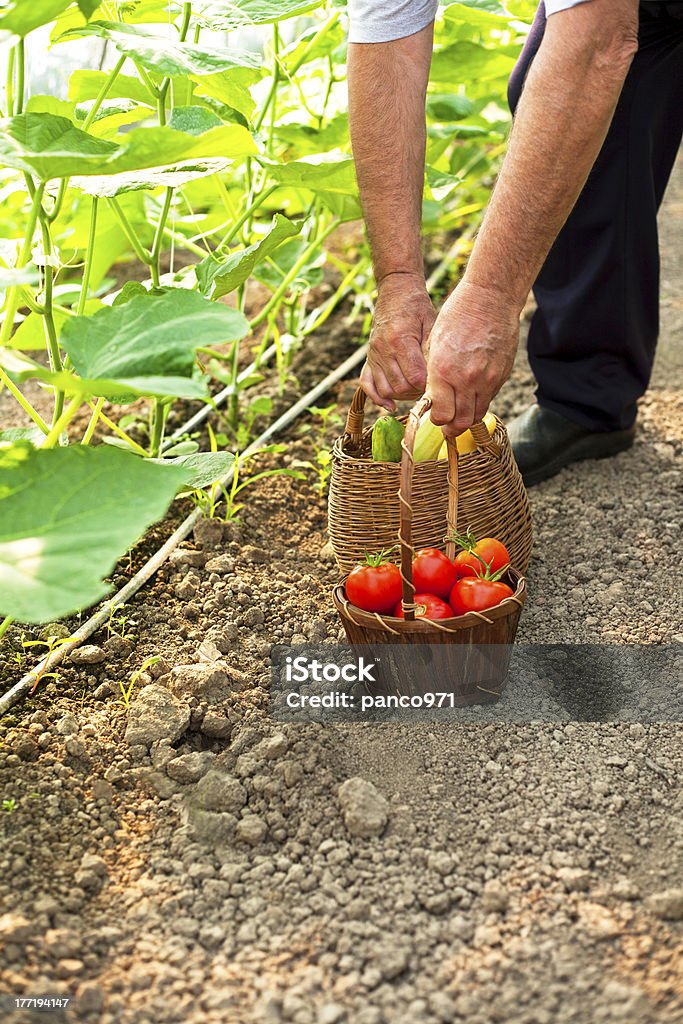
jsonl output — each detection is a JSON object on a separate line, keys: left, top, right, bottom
{"left": 328, "top": 387, "right": 532, "bottom": 576}
{"left": 330, "top": 395, "right": 529, "bottom": 703}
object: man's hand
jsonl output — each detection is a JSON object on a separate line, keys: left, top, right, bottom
{"left": 426, "top": 281, "right": 519, "bottom": 435}
{"left": 361, "top": 272, "right": 436, "bottom": 411}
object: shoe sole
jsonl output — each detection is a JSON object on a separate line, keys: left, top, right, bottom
{"left": 521, "top": 431, "right": 635, "bottom": 488}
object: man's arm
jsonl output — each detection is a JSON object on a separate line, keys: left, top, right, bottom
{"left": 427, "top": 0, "right": 640, "bottom": 434}
{"left": 348, "top": 24, "right": 436, "bottom": 410}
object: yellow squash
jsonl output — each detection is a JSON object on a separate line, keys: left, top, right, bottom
{"left": 438, "top": 411, "right": 497, "bottom": 458}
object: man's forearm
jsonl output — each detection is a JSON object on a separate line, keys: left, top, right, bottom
{"left": 347, "top": 25, "right": 434, "bottom": 285}
{"left": 464, "top": 0, "right": 639, "bottom": 310}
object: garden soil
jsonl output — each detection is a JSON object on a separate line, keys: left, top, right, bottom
{"left": 0, "top": 163, "right": 682, "bottom": 1024}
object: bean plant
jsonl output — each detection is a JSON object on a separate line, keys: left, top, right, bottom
{"left": 0, "top": 0, "right": 532, "bottom": 630}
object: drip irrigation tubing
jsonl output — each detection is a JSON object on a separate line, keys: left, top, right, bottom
{"left": 0, "top": 343, "right": 368, "bottom": 717}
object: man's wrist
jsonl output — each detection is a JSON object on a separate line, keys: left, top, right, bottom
{"left": 376, "top": 268, "right": 427, "bottom": 290}
{"left": 459, "top": 273, "right": 527, "bottom": 316}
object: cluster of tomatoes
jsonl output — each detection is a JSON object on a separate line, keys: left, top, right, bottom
{"left": 345, "top": 535, "right": 514, "bottom": 620}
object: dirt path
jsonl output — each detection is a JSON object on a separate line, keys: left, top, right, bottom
{"left": 1, "top": 162, "right": 682, "bottom": 1024}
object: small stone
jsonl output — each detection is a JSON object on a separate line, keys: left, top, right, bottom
{"left": 91, "top": 779, "right": 114, "bottom": 801}
{"left": 338, "top": 777, "right": 389, "bottom": 838}
{"left": 557, "top": 867, "right": 591, "bottom": 893}
{"left": 646, "top": 889, "right": 683, "bottom": 921}
{"left": 166, "top": 663, "right": 234, "bottom": 703}
{"left": 577, "top": 901, "right": 621, "bottom": 939}
{"left": 169, "top": 548, "right": 208, "bottom": 568}
{"left": 204, "top": 554, "right": 236, "bottom": 574}
{"left": 14, "top": 735, "right": 39, "bottom": 761}
{"left": 193, "top": 770, "right": 247, "bottom": 814}
{"left": 201, "top": 710, "right": 232, "bottom": 739}
{"left": 318, "top": 540, "right": 336, "bottom": 563}
{"left": 318, "top": 1003, "right": 346, "bottom": 1024}
{"left": 55, "top": 712, "right": 79, "bottom": 737}
{"left": 193, "top": 517, "right": 224, "bottom": 549}
{"left": 65, "top": 737, "right": 86, "bottom": 758}
{"left": 0, "top": 913, "right": 33, "bottom": 944}
{"left": 482, "top": 879, "right": 510, "bottom": 913}
{"left": 38, "top": 622, "right": 72, "bottom": 642}
{"left": 611, "top": 878, "right": 641, "bottom": 901}
{"left": 69, "top": 644, "right": 105, "bottom": 665}
{"left": 167, "top": 752, "right": 215, "bottom": 785}
{"left": 236, "top": 814, "right": 268, "bottom": 845}
{"left": 80, "top": 853, "right": 108, "bottom": 878}
{"left": 241, "top": 545, "right": 267, "bottom": 563}
{"left": 103, "top": 635, "right": 133, "bottom": 660}
{"left": 255, "top": 733, "right": 289, "bottom": 760}
{"left": 196, "top": 639, "right": 224, "bottom": 664}
{"left": 124, "top": 685, "right": 190, "bottom": 747}
{"left": 75, "top": 982, "right": 105, "bottom": 1014}
{"left": 56, "top": 958, "right": 85, "bottom": 978}
{"left": 473, "top": 924, "right": 501, "bottom": 947}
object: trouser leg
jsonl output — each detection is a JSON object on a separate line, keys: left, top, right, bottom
{"left": 508, "top": 2, "right": 683, "bottom": 432}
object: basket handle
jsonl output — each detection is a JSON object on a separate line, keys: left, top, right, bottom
{"left": 397, "top": 397, "right": 501, "bottom": 620}
{"left": 343, "top": 386, "right": 368, "bottom": 449}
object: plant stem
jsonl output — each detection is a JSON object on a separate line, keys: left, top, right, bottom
{"left": 82, "top": 55, "right": 126, "bottom": 131}
{"left": 46, "top": 179, "right": 68, "bottom": 223}
{"left": 217, "top": 184, "right": 278, "bottom": 252}
{"left": 42, "top": 395, "right": 82, "bottom": 448}
{"left": 38, "top": 214, "right": 66, "bottom": 428}
{"left": 87, "top": 402, "right": 148, "bottom": 456}
{"left": 0, "top": 182, "right": 46, "bottom": 347}
{"left": 267, "top": 24, "right": 280, "bottom": 158}
{"left": 150, "top": 398, "right": 168, "bottom": 456}
{"left": 108, "top": 197, "right": 152, "bottom": 265}
{"left": 6, "top": 47, "right": 14, "bottom": 116}
{"left": 77, "top": 196, "right": 99, "bottom": 316}
{"left": 0, "top": 616, "right": 14, "bottom": 642}
{"left": 15, "top": 39, "right": 25, "bottom": 115}
{"left": 81, "top": 397, "right": 104, "bottom": 445}
{"left": 150, "top": 188, "right": 174, "bottom": 286}
{"left": 0, "top": 369, "right": 49, "bottom": 432}
{"left": 250, "top": 220, "right": 339, "bottom": 329}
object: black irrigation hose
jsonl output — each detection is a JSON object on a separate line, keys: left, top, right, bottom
{"left": 0, "top": 343, "right": 368, "bottom": 717}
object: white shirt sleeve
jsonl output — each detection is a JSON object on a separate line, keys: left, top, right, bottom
{"left": 347, "top": 0, "right": 439, "bottom": 44}
{"left": 545, "top": 0, "right": 594, "bottom": 15}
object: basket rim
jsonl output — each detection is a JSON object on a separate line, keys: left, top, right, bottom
{"left": 333, "top": 568, "right": 526, "bottom": 634}
{"left": 333, "top": 413, "right": 506, "bottom": 466}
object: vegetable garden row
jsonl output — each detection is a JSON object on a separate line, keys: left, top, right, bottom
{"left": 0, "top": 0, "right": 534, "bottom": 674}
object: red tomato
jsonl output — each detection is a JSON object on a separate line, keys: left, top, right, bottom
{"left": 346, "top": 558, "right": 403, "bottom": 614}
{"left": 412, "top": 548, "right": 458, "bottom": 599}
{"left": 454, "top": 537, "right": 511, "bottom": 580}
{"left": 393, "top": 593, "right": 453, "bottom": 620}
{"left": 449, "top": 578, "right": 514, "bottom": 616}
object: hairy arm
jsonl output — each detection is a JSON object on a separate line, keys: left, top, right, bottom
{"left": 427, "top": 0, "right": 640, "bottom": 434}
{"left": 348, "top": 24, "right": 436, "bottom": 410}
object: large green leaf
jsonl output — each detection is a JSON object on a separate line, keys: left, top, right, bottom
{"left": 430, "top": 41, "right": 517, "bottom": 84}
{"left": 260, "top": 154, "right": 358, "bottom": 196}
{"left": 71, "top": 161, "right": 229, "bottom": 198}
{"left": 440, "top": 0, "right": 511, "bottom": 29}
{"left": 189, "top": 0, "right": 322, "bottom": 31}
{"left": 197, "top": 214, "right": 302, "bottom": 298}
{"left": 60, "top": 288, "right": 249, "bottom": 380}
{"left": 282, "top": 18, "right": 345, "bottom": 71}
{"left": 0, "top": 442, "right": 186, "bottom": 623}
{"left": 0, "top": 113, "right": 256, "bottom": 180}
{"left": 0, "top": 0, "right": 91, "bottom": 38}
{"left": 189, "top": 69, "right": 258, "bottom": 121}
{"left": 68, "top": 70, "right": 156, "bottom": 108}
{"left": 61, "top": 21, "right": 261, "bottom": 78}
{"left": 153, "top": 450, "right": 236, "bottom": 490}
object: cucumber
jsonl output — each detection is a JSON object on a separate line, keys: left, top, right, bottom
{"left": 372, "top": 415, "right": 405, "bottom": 462}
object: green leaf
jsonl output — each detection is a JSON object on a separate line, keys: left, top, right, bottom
{"left": 0, "top": 443, "right": 186, "bottom": 623}
{"left": 60, "top": 21, "right": 261, "bottom": 77}
{"left": 10, "top": 300, "right": 101, "bottom": 351}
{"left": 0, "top": 426, "right": 44, "bottom": 447}
{"left": 426, "top": 165, "right": 463, "bottom": 202}
{"left": 259, "top": 154, "right": 358, "bottom": 202}
{"left": 25, "top": 95, "right": 76, "bottom": 120}
{"left": 189, "top": 70, "right": 257, "bottom": 121}
{"left": 430, "top": 41, "right": 517, "bottom": 85}
{"left": 0, "top": 113, "right": 256, "bottom": 181}
{"left": 153, "top": 450, "right": 236, "bottom": 490}
{"left": 71, "top": 160, "right": 230, "bottom": 198}
{"left": 275, "top": 114, "right": 349, "bottom": 158}
{"left": 169, "top": 105, "right": 223, "bottom": 136}
{"left": 60, "top": 288, "right": 249, "bottom": 378}
{"left": 68, "top": 70, "right": 156, "bottom": 108}
{"left": 112, "top": 281, "right": 148, "bottom": 306}
{"left": 196, "top": 214, "right": 302, "bottom": 298}
{"left": 190, "top": 0, "right": 323, "bottom": 31}
{"left": 440, "top": 0, "right": 510, "bottom": 28}
{"left": 426, "top": 94, "right": 474, "bottom": 122}
{"left": 0, "top": 0, "right": 72, "bottom": 38}
{"left": 282, "top": 18, "right": 345, "bottom": 71}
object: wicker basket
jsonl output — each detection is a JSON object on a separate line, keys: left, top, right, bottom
{"left": 331, "top": 395, "right": 529, "bottom": 704}
{"left": 329, "top": 387, "right": 532, "bottom": 576}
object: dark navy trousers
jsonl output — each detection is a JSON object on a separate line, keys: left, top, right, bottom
{"left": 508, "top": 2, "right": 683, "bottom": 431}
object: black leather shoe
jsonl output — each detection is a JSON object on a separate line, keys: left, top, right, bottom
{"left": 508, "top": 404, "right": 636, "bottom": 487}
